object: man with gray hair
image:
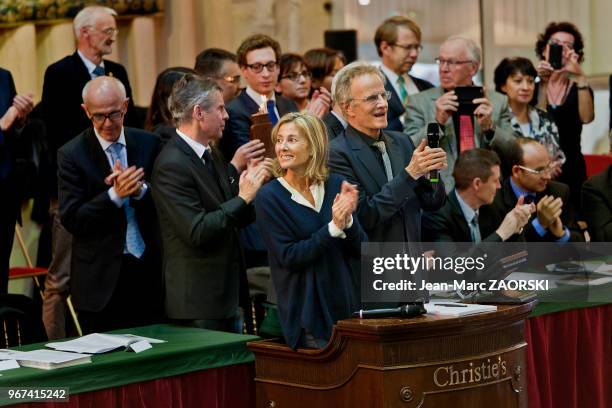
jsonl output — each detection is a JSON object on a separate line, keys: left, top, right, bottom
{"left": 152, "top": 74, "right": 270, "bottom": 332}
{"left": 405, "top": 36, "right": 513, "bottom": 191}
{"left": 57, "top": 76, "right": 161, "bottom": 334}
{"left": 329, "top": 61, "right": 447, "bottom": 244}
{"left": 41, "top": 5, "right": 138, "bottom": 340}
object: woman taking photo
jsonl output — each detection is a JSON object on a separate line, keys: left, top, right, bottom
{"left": 494, "top": 57, "right": 565, "bottom": 178}
{"left": 255, "top": 112, "right": 366, "bottom": 349}
{"left": 535, "top": 22, "right": 594, "bottom": 211}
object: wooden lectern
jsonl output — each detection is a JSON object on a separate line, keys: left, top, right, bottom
{"left": 248, "top": 302, "right": 536, "bottom": 407}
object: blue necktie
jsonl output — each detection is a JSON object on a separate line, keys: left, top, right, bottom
{"left": 470, "top": 213, "right": 482, "bottom": 244}
{"left": 108, "top": 142, "right": 146, "bottom": 258}
{"left": 93, "top": 65, "right": 105, "bottom": 77}
{"left": 266, "top": 99, "right": 278, "bottom": 125}
{"left": 523, "top": 194, "right": 536, "bottom": 205}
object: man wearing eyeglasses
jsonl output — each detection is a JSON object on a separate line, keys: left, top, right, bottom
{"left": 374, "top": 16, "right": 433, "bottom": 132}
{"left": 194, "top": 48, "right": 242, "bottom": 103}
{"left": 405, "top": 36, "right": 513, "bottom": 192}
{"left": 57, "top": 76, "right": 162, "bottom": 334}
{"left": 41, "top": 5, "right": 139, "bottom": 340}
{"left": 219, "top": 34, "right": 299, "bottom": 162}
{"left": 479, "top": 137, "right": 583, "bottom": 242}
{"left": 329, "top": 62, "right": 447, "bottom": 245}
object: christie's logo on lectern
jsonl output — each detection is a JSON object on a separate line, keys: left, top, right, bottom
{"left": 433, "top": 356, "right": 508, "bottom": 388}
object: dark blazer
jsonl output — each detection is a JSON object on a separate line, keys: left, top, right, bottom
{"left": 57, "top": 127, "right": 161, "bottom": 312}
{"left": 383, "top": 72, "right": 433, "bottom": 132}
{"left": 322, "top": 112, "right": 345, "bottom": 140}
{"left": 479, "top": 178, "right": 584, "bottom": 242}
{"left": 219, "top": 89, "right": 298, "bottom": 160}
{"left": 422, "top": 190, "right": 503, "bottom": 243}
{"left": 328, "top": 126, "right": 446, "bottom": 243}
{"left": 582, "top": 165, "right": 612, "bottom": 242}
{"left": 151, "top": 132, "right": 254, "bottom": 320}
{"left": 41, "top": 52, "right": 138, "bottom": 197}
{"left": 255, "top": 174, "right": 367, "bottom": 349}
{"left": 0, "top": 68, "right": 20, "bottom": 220}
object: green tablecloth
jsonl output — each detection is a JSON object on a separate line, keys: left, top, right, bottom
{"left": 530, "top": 279, "right": 612, "bottom": 317}
{"left": 0, "top": 324, "right": 258, "bottom": 404}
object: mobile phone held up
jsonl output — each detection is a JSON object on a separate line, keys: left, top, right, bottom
{"left": 454, "top": 86, "right": 484, "bottom": 115}
{"left": 548, "top": 43, "right": 563, "bottom": 70}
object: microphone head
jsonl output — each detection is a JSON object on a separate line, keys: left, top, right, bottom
{"left": 427, "top": 123, "right": 440, "bottom": 146}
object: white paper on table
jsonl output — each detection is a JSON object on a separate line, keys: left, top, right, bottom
{"left": 128, "top": 340, "right": 152, "bottom": 353}
{"left": 46, "top": 333, "right": 165, "bottom": 354}
{"left": 0, "top": 360, "right": 20, "bottom": 371}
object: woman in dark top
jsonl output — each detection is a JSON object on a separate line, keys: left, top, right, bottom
{"left": 535, "top": 22, "right": 594, "bottom": 212}
{"left": 255, "top": 112, "right": 366, "bottom": 349}
{"left": 144, "top": 67, "right": 195, "bottom": 144}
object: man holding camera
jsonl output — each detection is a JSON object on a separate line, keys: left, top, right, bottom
{"left": 405, "top": 36, "right": 513, "bottom": 191}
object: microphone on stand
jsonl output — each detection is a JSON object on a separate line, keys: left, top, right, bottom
{"left": 427, "top": 123, "right": 440, "bottom": 183}
{"left": 353, "top": 304, "right": 426, "bottom": 319}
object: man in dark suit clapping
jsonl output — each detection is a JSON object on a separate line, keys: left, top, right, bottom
{"left": 152, "top": 75, "right": 270, "bottom": 332}
{"left": 41, "top": 5, "right": 139, "bottom": 340}
{"left": 57, "top": 76, "right": 161, "bottom": 334}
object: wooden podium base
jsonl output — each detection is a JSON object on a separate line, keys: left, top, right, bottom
{"left": 248, "top": 302, "right": 536, "bottom": 407}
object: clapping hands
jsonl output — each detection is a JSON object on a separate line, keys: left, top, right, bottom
{"left": 332, "top": 181, "right": 358, "bottom": 230}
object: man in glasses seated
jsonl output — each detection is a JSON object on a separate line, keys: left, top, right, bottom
{"left": 194, "top": 48, "right": 242, "bottom": 104}
{"left": 480, "top": 137, "right": 584, "bottom": 242}
{"left": 374, "top": 15, "right": 433, "bottom": 132}
{"left": 405, "top": 36, "right": 513, "bottom": 192}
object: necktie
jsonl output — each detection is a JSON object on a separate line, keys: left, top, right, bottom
{"left": 266, "top": 99, "right": 278, "bottom": 125}
{"left": 397, "top": 76, "right": 409, "bottom": 106}
{"left": 202, "top": 149, "right": 219, "bottom": 179}
{"left": 523, "top": 194, "right": 536, "bottom": 205}
{"left": 108, "top": 142, "right": 146, "bottom": 258}
{"left": 470, "top": 213, "right": 482, "bottom": 244}
{"left": 459, "top": 114, "right": 475, "bottom": 152}
{"left": 93, "top": 65, "right": 105, "bottom": 77}
{"left": 372, "top": 140, "right": 394, "bottom": 182}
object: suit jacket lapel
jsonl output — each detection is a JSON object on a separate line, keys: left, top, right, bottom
{"left": 210, "top": 147, "right": 233, "bottom": 200}
{"left": 346, "top": 128, "right": 387, "bottom": 190}
{"left": 449, "top": 191, "right": 471, "bottom": 240}
{"left": 240, "top": 90, "right": 260, "bottom": 115}
{"left": 124, "top": 129, "right": 141, "bottom": 167}
{"left": 85, "top": 128, "right": 112, "bottom": 185}
{"left": 172, "top": 132, "right": 224, "bottom": 203}
{"left": 71, "top": 52, "right": 94, "bottom": 87}
{"left": 383, "top": 74, "right": 404, "bottom": 116}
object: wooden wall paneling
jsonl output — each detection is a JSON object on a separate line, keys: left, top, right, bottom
{"left": 0, "top": 24, "right": 37, "bottom": 100}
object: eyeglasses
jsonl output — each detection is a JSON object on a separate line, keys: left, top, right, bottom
{"left": 434, "top": 58, "right": 474, "bottom": 68}
{"left": 549, "top": 39, "right": 574, "bottom": 50}
{"left": 517, "top": 164, "right": 554, "bottom": 176}
{"left": 281, "top": 71, "right": 312, "bottom": 82}
{"left": 221, "top": 75, "right": 241, "bottom": 84}
{"left": 89, "top": 110, "right": 124, "bottom": 124}
{"left": 351, "top": 90, "right": 391, "bottom": 105}
{"left": 90, "top": 26, "right": 119, "bottom": 36}
{"left": 245, "top": 62, "right": 278, "bottom": 73}
{"left": 392, "top": 43, "right": 423, "bottom": 52}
